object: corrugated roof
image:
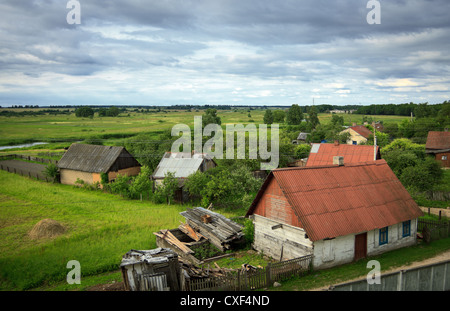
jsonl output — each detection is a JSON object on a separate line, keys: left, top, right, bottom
{"left": 306, "top": 143, "right": 379, "bottom": 167}
{"left": 57, "top": 143, "right": 130, "bottom": 173}
{"left": 425, "top": 131, "right": 450, "bottom": 150}
{"left": 246, "top": 160, "right": 423, "bottom": 241}
{"left": 152, "top": 152, "right": 211, "bottom": 179}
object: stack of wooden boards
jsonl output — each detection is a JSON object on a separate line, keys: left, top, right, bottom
{"left": 180, "top": 207, "right": 244, "bottom": 252}
{"left": 153, "top": 229, "right": 195, "bottom": 254}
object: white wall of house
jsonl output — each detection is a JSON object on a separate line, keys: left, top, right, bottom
{"left": 313, "top": 219, "right": 418, "bottom": 269}
{"left": 252, "top": 214, "right": 419, "bottom": 270}
{"left": 367, "top": 219, "right": 418, "bottom": 256}
{"left": 251, "top": 214, "right": 313, "bottom": 261}
{"left": 313, "top": 235, "right": 356, "bottom": 269}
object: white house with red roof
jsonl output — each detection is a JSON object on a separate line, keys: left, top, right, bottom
{"left": 246, "top": 159, "right": 423, "bottom": 269}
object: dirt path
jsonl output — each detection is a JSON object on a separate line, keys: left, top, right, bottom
{"left": 310, "top": 249, "right": 450, "bottom": 291}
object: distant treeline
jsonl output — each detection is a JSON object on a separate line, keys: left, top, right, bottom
{"left": 2, "top": 101, "right": 449, "bottom": 117}
{"left": 354, "top": 101, "right": 449, "bottom": 117}
{"left": 0, "top": 109, "right": 71, "bottom": 117}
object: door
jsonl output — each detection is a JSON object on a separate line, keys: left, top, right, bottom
{"left": 354, "top": 232, "right": 367, "bottom": 261}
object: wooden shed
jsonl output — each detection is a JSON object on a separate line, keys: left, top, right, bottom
{"left": 425, "top": 131, "right": 450, "bottom": 168}
{"left": 152, "top": 152, "right": 216, "bottom": 202}
{"left": 57, "top": 143, "right": 141, "bottom": 185}
{"left": 120, "top": 248, "right": 181, "bottom": 291}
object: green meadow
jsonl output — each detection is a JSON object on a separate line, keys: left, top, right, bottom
{"left": 0, "top": 108, "right": 408, "bottom": 147}
{"left": 0, "top": 170, "right": 189, "bottom": 290}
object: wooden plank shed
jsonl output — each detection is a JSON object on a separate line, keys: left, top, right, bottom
{"left": 57, "top": 143, "right": 141, "bottom": 185}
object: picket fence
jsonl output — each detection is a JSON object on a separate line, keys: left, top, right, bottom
{"left": 185, "top": 254, "right": 313, "bottom": 291}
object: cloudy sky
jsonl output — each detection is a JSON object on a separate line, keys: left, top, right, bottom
{"left": 0, "top": 0, "right": 449, "bottom": 107}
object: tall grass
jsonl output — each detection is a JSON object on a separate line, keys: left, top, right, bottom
{"left": 0, "top": 170, "right": 187, "bottom": 290}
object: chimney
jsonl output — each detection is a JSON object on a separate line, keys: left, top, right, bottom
{"left": 334, "top": 140, "right": 339, "bottom": 146}
{"left": 333, "top": 156, "right": 344, "bottom": 166}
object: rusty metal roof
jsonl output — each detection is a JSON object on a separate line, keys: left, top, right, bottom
{"left": 306, "top": 143, "right": 380, "bottom": 167}
{"left": 425, "top": 131, "right": 450, "bottom": 151}
{"left": 57, "top": 143, "right": 136, "bottom": 173}
{"left": 246, "top": 160, "right": 423, "bottom": 241}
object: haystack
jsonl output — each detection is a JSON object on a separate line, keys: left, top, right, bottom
{"left": 29, "top": 219, "right": 66, "bottom": 239}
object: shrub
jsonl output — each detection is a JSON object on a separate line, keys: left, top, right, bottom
{"left": 44, "top": 163, "right": 59, "bottom": 183}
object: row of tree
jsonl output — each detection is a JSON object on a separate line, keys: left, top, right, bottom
{"left": 75, "top": 106, "right": 122, "bottom": 118}
{"left": 355, "top": 100, "right": 449, "bottom": 117}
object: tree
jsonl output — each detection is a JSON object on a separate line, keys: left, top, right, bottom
{"left": 109, "top": 174, "right": 132, "bottom": 197}
{"left": 330, "top": 114, "right": 344, "bottom": 126}
{"left": 273, "top": 110, "right": 286, "bottom": 123}
{"left": 263, "top": 109, "right": 274, "bottom": 124}
{"left": 75, "top": 106, "right": 94, "bottom": 118}
{"left": 129, "top": 166, "right": 152, "bottom": 199}
{"left": 107, "top": 106, "right": 120, "bottom": 117}
{"left": 159, "top": 171, "right": 179, "bottom": 205}
{"left": 44, "top": 163, "right": 59, "bottom": 183}
{"left": 307, "top": 106, "right": 320, "bottom": 129}
{"left": 286, "top": 104, "right": 304, "bottom": 125}
{"left": 400, "top": 157, "right": 443, "bottom": 192}
{"left": 202, "top": 109, "right": 221, "bottom": 128}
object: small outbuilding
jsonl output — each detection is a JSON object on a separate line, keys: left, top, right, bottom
{"left": 246, "top": 159, "right": 423, "bottom": 269}
{"left": 152, "top": 152, "right": 216, "bottom": 202}
{"left": 425, "top": 131, "right": 450, "bottom": 168}
{"left": 57, "top": 143, "right": 141, "bottom": 186}
{"left": 340, "top": 125, "right": 372, "bottom": 145}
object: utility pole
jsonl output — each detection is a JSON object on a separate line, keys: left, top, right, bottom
{"left": 373, "top": 121, "right": 377, "bottom": 160}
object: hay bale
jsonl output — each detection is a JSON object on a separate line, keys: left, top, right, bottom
{"left": 29, "top": 219, "right": 65, "bottom": 239}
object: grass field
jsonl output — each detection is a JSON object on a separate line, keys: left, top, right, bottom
{"left": 0, "top": 169, "right": 192, "bottom": 290}
{"left": 0, "top": 108, "right": 408, "bottom": 147}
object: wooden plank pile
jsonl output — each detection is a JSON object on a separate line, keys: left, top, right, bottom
{"left": 179, "top": 257, "right": 235, "bottom": 279}
{"left": 153, "top": 229, "right": 195, "bottom": 254}
{"left": 180, "top": 207, "right": 244, "bottom": 252}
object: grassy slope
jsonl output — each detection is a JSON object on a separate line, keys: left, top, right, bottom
{"left": 0, "top": 170, "right": 187, "bottom": 290}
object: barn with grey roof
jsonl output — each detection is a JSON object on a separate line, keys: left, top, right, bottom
{"left": 57, "top": 143, "right": 141, "bottom": 186}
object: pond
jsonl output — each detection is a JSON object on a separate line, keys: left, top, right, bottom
{"left": 0, "top": 142, "right": 48, "bottom": 151}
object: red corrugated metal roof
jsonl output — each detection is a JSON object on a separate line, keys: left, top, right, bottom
{"left": 306, "top": 143, "right": 379, "bottom": 167}
{"left": 425, "top": 131, "right": 450, "bottom": 150}
{"left": 246, "top": 160, "right": 423, "bottom": 241}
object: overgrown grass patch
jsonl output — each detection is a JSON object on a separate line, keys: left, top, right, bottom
{"left": 0, "top": 170, "right": 187, "bottom": 290}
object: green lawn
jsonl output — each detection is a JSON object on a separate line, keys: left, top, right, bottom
{"left": 0, "top": 170, "right": 190, "bottom": 290}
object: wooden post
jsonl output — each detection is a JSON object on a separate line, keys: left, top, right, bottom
{"left": 266, "top": 263, "right": 271, "bottom": 288}
{"left": 439, "top": 210, "right": 442, "bottom": 220}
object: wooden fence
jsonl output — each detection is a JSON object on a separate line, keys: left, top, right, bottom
{"left": 418, "top": 218, "right": 450, "bottom": 242}
{"left": 0, "top": 154, "right": 58, "bottom": 165}
{"left": 185, "top": 254, "right": 313, "bottom": 291}
{"left": 0, "top": 162, "right": 49, "bottom": 182}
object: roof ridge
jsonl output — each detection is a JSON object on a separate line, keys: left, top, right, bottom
{"left": 275, "top": 159, "right": 385, "bottom": 172}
